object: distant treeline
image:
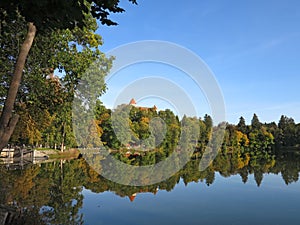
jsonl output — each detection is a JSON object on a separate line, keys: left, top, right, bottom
{"left": 8, "top": 100, "right": 300, "bottom": 155}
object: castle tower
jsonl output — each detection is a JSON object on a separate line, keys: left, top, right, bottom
{"left": 128, "top": 193, "right": 137, "bottom": 202}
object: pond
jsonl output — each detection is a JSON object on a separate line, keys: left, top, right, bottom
{"left": 0, "top": 150, "right": 300, "bottom": 225}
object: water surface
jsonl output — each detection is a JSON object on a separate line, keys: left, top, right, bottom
{"left": 1, "top": 151, "right": 299, "bottom": 225}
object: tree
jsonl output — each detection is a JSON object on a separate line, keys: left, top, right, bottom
{"left": 203, "top": 114, "right": 213, "bottom": 144}
{"left": 248, "top": 126, "right": 274, "bottom": 152}
{"left": 0, "top": 0, "right": 137, "bottom": 151}
{"left": 179, "top": 116, "right": 199, "bottom": 151}
{"left": 237, "top": 116, "right": 247, "bottom": 133}
{"left": 197, "top": 118, "right": 207, "bottom": 151}
{"left": 251, "top": 113, "right": 261, "bottom": 130}
{"left": 278, "top": 115, "right": 297, "bottom": 147}
{"left": 4, "top": 12, "right": 110, "bottom": 149}
{"left": 158, "top": 109, "right": 180, "bottom": 152}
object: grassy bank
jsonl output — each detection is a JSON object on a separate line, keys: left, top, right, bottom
{"left": 35, "top": 148, "right": 80, "bottom": 160}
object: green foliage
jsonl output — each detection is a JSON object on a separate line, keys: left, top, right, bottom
{"left": 237, "top": 116, "right": 248, "bottom": 133}
{"left": 251, "top": 113, "right": 262, "bottom": 130}
{"left": 0, "top": 0, "right": 137, "bottom": 31}
{"left": 4, "top": 12, "right": 112, "bottom": 148}
{"left": 0, "top": 9, "right": 27, "bottom": 101}
{"left": 277, "top": 115, "right": 297, "bottom": 147}
{"left": 0, "top": 0, "right": 137, "bottom": 150}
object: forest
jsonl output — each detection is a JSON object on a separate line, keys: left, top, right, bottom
{"left": 7, "top": 95, "right": 300, "bottom": 158}
{"left": 1, "top": 0, "right": 299, "bottom": 158}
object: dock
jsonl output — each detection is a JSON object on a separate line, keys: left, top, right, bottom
{"left": 0, "top": 147, "right": 48, "bottom": 170}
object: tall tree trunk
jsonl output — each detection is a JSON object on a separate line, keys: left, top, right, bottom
{"left": 0, "top": 22, "right": 37, "bottom": 151}
{"left": 61, "top": 122, "right": 65, "bottom": 152}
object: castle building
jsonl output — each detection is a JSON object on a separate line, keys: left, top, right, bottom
{"left": 129, "top": 98, "right": 157, "bottom": 111}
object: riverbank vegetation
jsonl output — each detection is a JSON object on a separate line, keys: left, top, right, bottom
{"left": 8, "top": 97, "right": 300, "bottom": 160}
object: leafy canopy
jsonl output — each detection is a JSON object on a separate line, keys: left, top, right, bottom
{"left": 0, "top": 0, "right": 137, "bottom": 31}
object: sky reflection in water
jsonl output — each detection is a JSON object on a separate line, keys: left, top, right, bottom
{"left": 81, "top": 173, "right": 300, "bottom": 225}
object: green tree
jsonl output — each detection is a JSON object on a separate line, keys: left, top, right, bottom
{"left": 110, "top": 104, "right": 134, "bottom": 147}
{"left": 159, "top": 109, "right": 180, "bottom": 154}
{"left": 0, "top": 0, "right": 137, "bottom": 151}
{"left": 277, "top": 115, "right": 297, "bottom": 147}
{"left": 248, "top": 127, "right": 274, "bottom": 152}
{"left": 251, "top": 113, "right": 262, "bottom": 130}
{"left": 237, "top": 116, "right": 248, "bottom": 133}
{"left": 203, "top": 114, "right": 213, "bottom": 143}
{"left": 6, "top": 14, "right": 109, "bottom": 149}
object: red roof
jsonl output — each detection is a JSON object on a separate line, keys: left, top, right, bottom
{"left": 129, "top": 99, "right": 157, "bottom": 111}
{"left": 129, "top": 193, "right": 136, "bottom": 202}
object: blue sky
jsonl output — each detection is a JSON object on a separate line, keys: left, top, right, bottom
{"left": 96, "top": 0, "right": 300, "bottom": 124}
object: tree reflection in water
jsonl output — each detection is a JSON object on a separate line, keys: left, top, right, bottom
{"left": 0, "top": 148, "right": 300, "bottom": 224}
